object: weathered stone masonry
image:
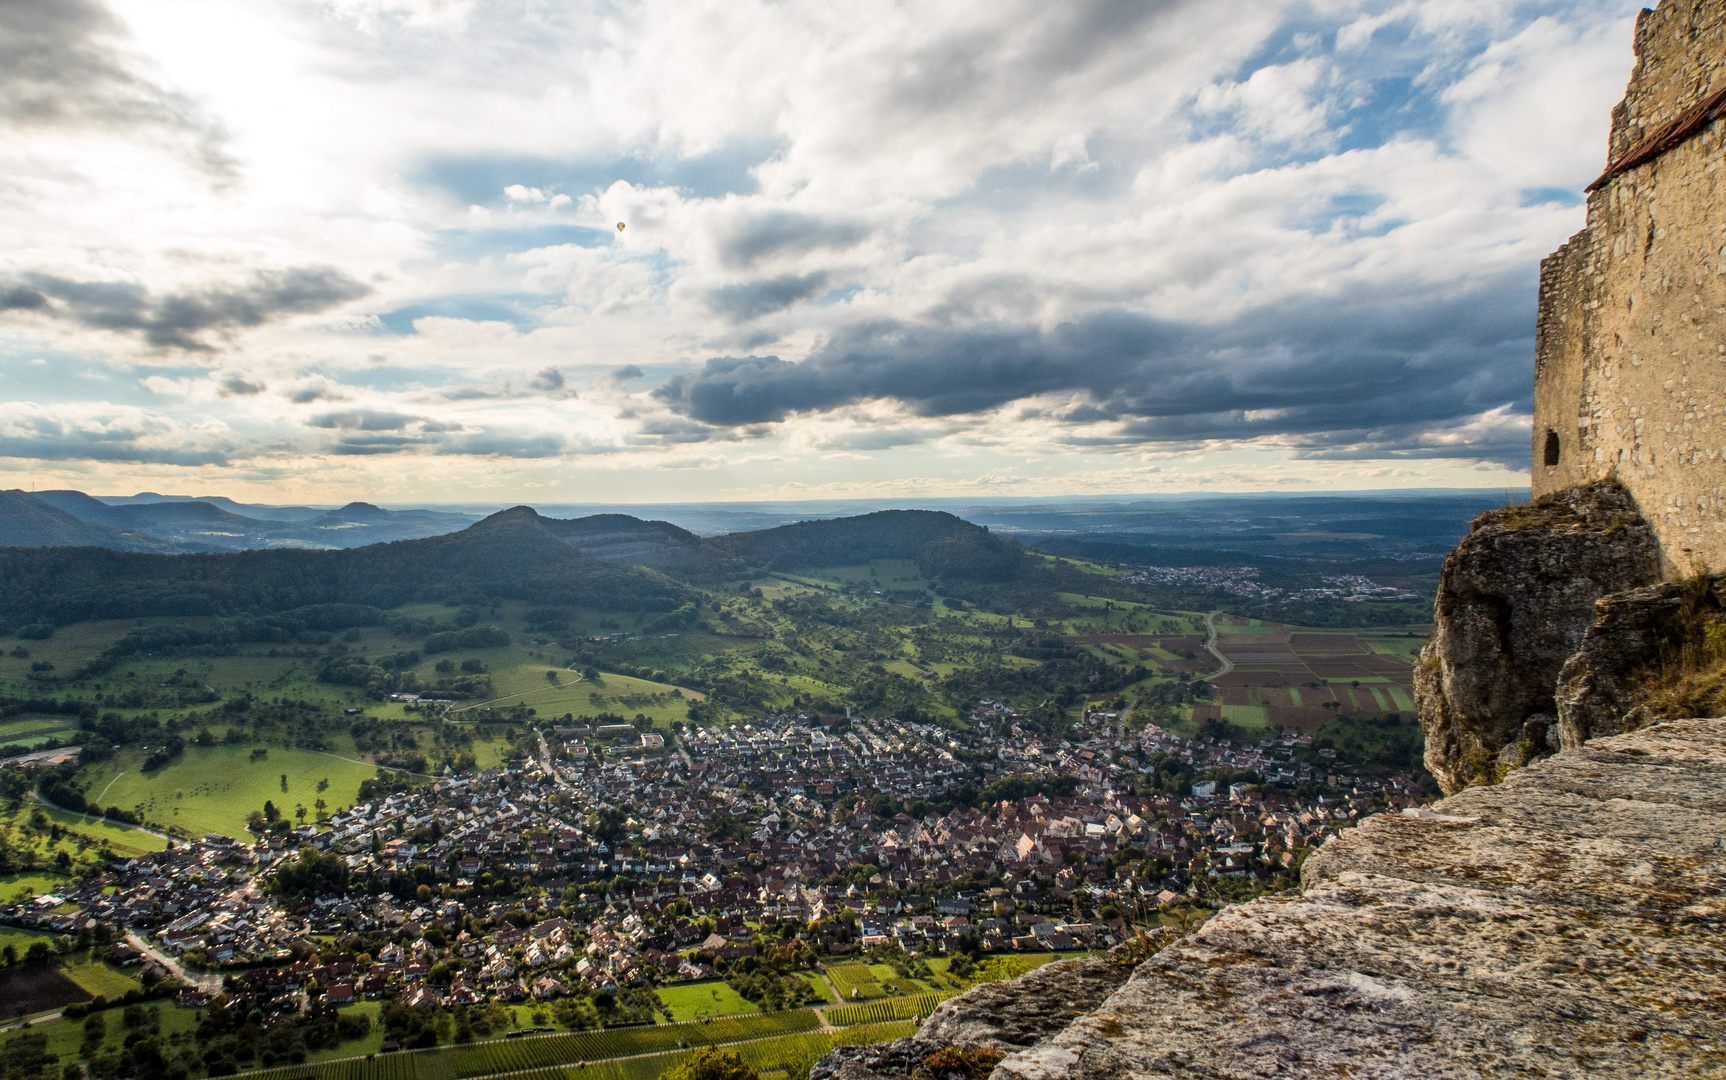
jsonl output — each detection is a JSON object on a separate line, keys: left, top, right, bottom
{"left": 1534, "top": 0, "right": 1726, "bottom": 576}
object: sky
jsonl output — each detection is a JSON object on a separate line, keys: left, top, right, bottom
{"left": 0, "top": 0, "right": 1645, "bottom": 504}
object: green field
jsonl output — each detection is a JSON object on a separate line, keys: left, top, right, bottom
{"left": 1219, "top": 705, "right": 1269, "bottom": 727}
{"left": 797, "top": 971, "right": 834, "bottom": 1004}
{"left": 61, "top": 955, "right": 145, "bottom": 998}
{"left": 456, "top": 669, "right": 705, "bottom": 731}
{"left": 825, "top": 992, "right": 955, "bottom": 1026}
{"left": 655, "top": 980, "right": 761, "bottom": 1021}
{"left": 77, "top": 744, "right": 379, "bottom": 839}
{"left": 16, "top": 995, "right": 202, "bottom": 1063}
{"left": 0, "top": 872, "right": 75, "bottom": 903}
{"left": 0, "top": 924, "right": 57, "bottom": 958}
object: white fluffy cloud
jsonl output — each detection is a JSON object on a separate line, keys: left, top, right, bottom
{"left": 0, "top": 0, "right": 1644, "bottom": 500}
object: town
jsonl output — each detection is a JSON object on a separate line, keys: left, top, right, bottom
{"left": 3, "top": 703, "right": 1416, "bottom": 1032}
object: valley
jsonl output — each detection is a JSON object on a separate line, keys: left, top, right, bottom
{"left": 0, "top": 504, "right": 1436, "bottom": 1080}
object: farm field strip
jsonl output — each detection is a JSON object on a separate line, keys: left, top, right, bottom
{"left": 244, "top": 1010, "right": 830, "bottom": 1080}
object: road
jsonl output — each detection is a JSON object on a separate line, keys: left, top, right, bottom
{"left": 1199, "top": 610, "right": 1233, "bottom": 681}
{"left": 127, "top": 929, "right": 223, "bottom": 994}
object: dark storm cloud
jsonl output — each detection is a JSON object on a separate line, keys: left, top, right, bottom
{"left": 656, "top": 274, "right": 1536, "bottom": 465}
{"left": 0, "top": 266, "right": 371, "bottom": 350}
{"left": 712, "top": 210, "right": 870, "bottom": 269}
{"left": 705, "top": 271, "right": 830, "bottom": 323}
{"left": 0, "top": 0, "right": 236, "bottom": 178}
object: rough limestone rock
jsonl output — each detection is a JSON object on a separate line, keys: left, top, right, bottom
{"left": 1553, "top": 577, "right": 1726, "bottom": 746}
{"left": 810, "top": 957, "right": 1140, "bottom": 1080}
{"left": 981, "top": 719, "right": 1726, "bottom": 1080}
{"left": 1416, "top": 481, "right": 1658, "bottom": 793}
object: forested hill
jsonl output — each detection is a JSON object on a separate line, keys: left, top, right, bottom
{"left": 0, "top": 505, "right": 693, "bottom": 627}
{"left": 687, "top": 509, "right": 1024, "bottom": 583}
{"left": 0, "top": 505, "right": 1028, "bottom": 629}
{"left": 0, "top": 490, "right": 179, "bottom": 553}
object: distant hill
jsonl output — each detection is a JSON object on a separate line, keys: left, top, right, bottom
{"left": 0, "top": 503, "right": 1035, "bottom": 629}
{"left": 539, "top": 514, "right": 701, "bottom": 566}
{"left": 0, "top": 505, "right": 692, "bottom": 628}
{"left": 25, "top": 488, "right": 480, "bottom": 552}
{"left": 97, "top": 491, "right": 326, "bottom": 521}
{"left": 694, "top": 509, "right": 1024, "bottom": 583}
{"left": 0, "top": 491, "right": 177, "bottom": 552}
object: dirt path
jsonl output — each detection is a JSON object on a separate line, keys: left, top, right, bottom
{"left": 30, "top": 791, "right": 176, "bottom": 843}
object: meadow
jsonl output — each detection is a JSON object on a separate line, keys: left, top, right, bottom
{"left": 654, "top": 981, "right": 760, "bottom": 1022}
{"left": 77, "top": 744, "right": 380, "bottom": 839}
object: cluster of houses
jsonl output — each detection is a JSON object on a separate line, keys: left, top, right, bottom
{"left": 0, "top": 703, "right": 1421, "bottom": 1016}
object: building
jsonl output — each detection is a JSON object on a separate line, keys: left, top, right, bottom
{"left": 1533, "top": 0, "right": 1726, "bottom": 575}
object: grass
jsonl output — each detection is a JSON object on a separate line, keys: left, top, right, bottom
{"left": 1219, "top": 705, "right": 1268, "bottom": 727}
{"left": 13, "top": 997, "right": 202, "bottom": 1062}
{"left": 60, "top": 955, "right": 144, "bottom": 999}
{"left": 0, "top": 872, "right": 75, "bottom": 903}
{"left": 796, "top": 972, "right": 833, "bottom": 1004}
{"left": 78, "top": 744, "right": 379, "bottom": 840}
{"left": 458, "top": 670, "right": 704, "bottom": 731}
{"left": 655, "top": 981, "right": 760, "bottom": 1022}
{"left": 0, "top": 925, "right": 57, "bottom": 958}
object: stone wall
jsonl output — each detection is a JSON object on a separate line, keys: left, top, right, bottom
{"left": 1532, "top": 0, "right": 1726, "bottom": 576}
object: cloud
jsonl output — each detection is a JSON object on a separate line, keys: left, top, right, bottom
{"left": 286, "top": 379, "right": 350, "bottom": 404}
{"left": 0, "top": 400, "right": 235, "bottom": 465}
{"left": 308, "top": 409, "right": 420, "bottom": 431}
{"left": 528, "top": 366, "right": 564, "bottom": 392}
{"left": 216, "top": 371, "right": 265, "bottom": 397}
{"left": 610, "top": 364, "right": 645, "bottom": 384}
{"left": 710, "top": 209, "right": 870, "bottom": 269}
{"left": 705, "top": 272, "right": 830, "bottom": 323}
{"left": 0, "top": 267, "right": 372, "bottom": 351}
{"left": 656, "top": 273, "right": 1535, "bottom": 465}
{"left": 0, "top": 0, "right": 237, "bottom": 179}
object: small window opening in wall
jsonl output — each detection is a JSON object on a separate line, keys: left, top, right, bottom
{"left": 1543, "top": 430, "right": 1561, "bottom": 466}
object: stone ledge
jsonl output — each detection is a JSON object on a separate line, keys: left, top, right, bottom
{"left": 977, "top": 718, "right": 1726, "bottom": 1079}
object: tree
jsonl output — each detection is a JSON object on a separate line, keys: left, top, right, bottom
{"left": 280, "top": 774, "right": 289, "bottom": 792}
{"left": 658, "top": 1048, "right": 759, "bottom": 1080}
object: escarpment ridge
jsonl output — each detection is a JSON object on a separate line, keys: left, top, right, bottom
{"left": 816, "top": 719, "right": 1726, "bottom": 1079}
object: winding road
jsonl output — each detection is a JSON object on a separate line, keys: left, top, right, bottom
{"left": 1199, "top": 610, "right": 1233, "bottom": 682}
{"left": 126, "top": 929, "right": 223, "bottom": 994}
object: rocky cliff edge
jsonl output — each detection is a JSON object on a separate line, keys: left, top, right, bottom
{"left": 817, "top": 718, "right": 1726, "bottom": 1080}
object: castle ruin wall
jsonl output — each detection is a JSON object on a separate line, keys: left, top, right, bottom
{"left": 1533, "top": 0, "right": 1726, "bottom": 576}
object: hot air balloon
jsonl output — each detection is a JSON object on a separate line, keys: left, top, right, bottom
{"left": 616, "top": 222, "right": 625, "bottom": 232}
